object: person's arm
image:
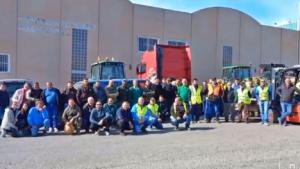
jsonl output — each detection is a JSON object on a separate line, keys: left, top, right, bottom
{"left": 76, "top": 88, "right": 82, "bottom": 105}
{"left": 75, "top": 106, "right": 82, "bottom": 119}
{"left": 276, "top": 86, "right": 282, "bottom": 97}
{"left": 27, "top": 109, "right": 33, "bottom": 126}
{"left": 26, "top": 89, "right": 35, "bottom": 102}
{"left": 89, "top": 109, "right": 98, "bottom": 124}
{"left": 62, "top": 108, "right": 68, "bottom": 122}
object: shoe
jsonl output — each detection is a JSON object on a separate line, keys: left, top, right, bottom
{"left": 278, "top": 118, "right": 282, "bottom": 126}
{"left": 105, "top": 131, "right": 110, "bottom": 136}
{"left": 94, "top": 130, "right": 100, "bottom": 135}
{"left": 54, "top": 128, "right": 59, "bottom": 133}
{"left": 48, "top": 128, "right": 53, "bottom": 133}
{"left": 186, "top": 127, "right": 191, "bottom": 131}
{"left": 264, "top": 123, "right": 269, "bottom": 126}
{"left": 120, "top": 132, "right": 126, "bottom": 136}
{"left": 1, "top": 130, "right": 6, "bottom": 138}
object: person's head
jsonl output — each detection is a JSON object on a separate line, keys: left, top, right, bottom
{"left": 240, "top": 82, "right": 245, "bottom": 88}
{"left": 82, "top": 78, "right": 89, "bottom": 87}
{"left": 192, "top": 78, "right": 198, "bottom": 86}
{"left": 95, "top": 101, "right": 103, "bottom": 109}
{"left": 23, "top": 82, "right": 31, "bottom": 90}
{"left": 159, "top": 95, "right": 164, "bottom": 102}
{"left": 35, "top": 100, "right": 44, "bottom": 109}
{"left": 11, "top": 101, "right": 18, "bottom": 109}
{"left": 67, "top": 81, "right": 73, "bottom": 89}
{"left": 46, "top": 81, "right": 53, "bottom": 88}
{"left": 174, "top": 97, "right": 182, "bottom": 105}
{"left": 234, "top": 79, "right": 240, "bottom": 84}
{"left": 121, "top": 80, "right": 127, "bottom": 86}
{"left": 33, "top": 82, "right": 40, "bottom": 89}
{"left": 150, "top": 97, "right": 156, "bottom": 105}
{"left": 107, "top": 97, "right": 114, "bottom": 105}
{"left": 94, "top": 81, "right": 100, "bottom": 88}
{"left": 68, "top": 98, "right": 76, "bottom": 107}
{"left": 121, "top": 101, "right": 130, "bottom": 110}
{"left": 260, "top": 79, "right": 266, "bottom": 86}
{"left": 0, "top": 82, "right": 6, "bottom": 91}
{"left": 285, "top": 78, "right": 292, "bottom": 86}
{"left": 226, "top": 82, "right": 232, "bottom": 89}
{"left": 108, "top": 80, "right": 114, "bottom": 87}
{"left": 166, "top": 78, "right": 172, "bottom": 84}
{"left": 133, "top": 80, "right": 138, "bottom": 87}
{"left": 182, "top": 79, "right": 188, "bottom": 85}
{"left": 87, "top": 97, "right": 95, "bottom": 106}
{"left": 21, "top": 102, "right": 29, "bottom": 111}
{"left": 145, "top": 80, "right": 151, "bottom": 87}
{"left": 138, "top": 97, "right": 145, "bottom": 106}
{"left": 154, "top": 78, "right": 160, "bottom": 84}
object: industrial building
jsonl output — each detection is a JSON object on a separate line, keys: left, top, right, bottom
{"left": 1, "top": 0, "right": 300, "bottom": 88}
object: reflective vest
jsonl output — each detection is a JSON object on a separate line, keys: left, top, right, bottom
{"left": 137, "top": 104, "right": 148, "bottom": 118}
{"left": 147, "top": 103, "right": 159, "bottom": 116}
{"left": 174, "top": 102, "right": 188, "bottom": 114}
{"left": 238, "top": 88, "right": 251, "bottom": 104}
{"left": 258, "top": 86, "right": 269, "bottom": 101}
{"left": 190, "top": 85, "right": 202, "bottom": 104}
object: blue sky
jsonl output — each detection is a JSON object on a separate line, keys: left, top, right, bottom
{"left": 130, "top": 0, "right": 299, "bottom": 26}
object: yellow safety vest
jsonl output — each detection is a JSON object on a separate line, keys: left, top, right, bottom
{"left": 239, "top": 88, "right": 251, "bottom": 104}
{"left": 190, "top": 85, "right": 202, "bottom": 104}
{"left": 174, "top": 102, "right": 188, "bottom": 114}
{"left": 147, "top": 103, "right": 159, "bottom": 116}
{"left": 259, "top": 86, "right": 269, "bottom": 101}
{"left": 137, "top": 104, "right": 148, "bottom": 117}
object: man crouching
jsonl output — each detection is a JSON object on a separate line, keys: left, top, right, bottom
{"left": 170, "top": 97, "right": 192, "bottom": 130}
{"left": 62, "top": 98, "right": 82, "bottom": 135}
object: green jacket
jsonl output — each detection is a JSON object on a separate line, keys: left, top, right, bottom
{"left": 129, "top": 86, "right": 143, "bottom": 105}
{"left": 177, "top": 85, "right": 190, "bottom": 102}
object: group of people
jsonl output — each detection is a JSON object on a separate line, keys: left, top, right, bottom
{"left": 0, "top": 75, "right": 297, "bottom": 137}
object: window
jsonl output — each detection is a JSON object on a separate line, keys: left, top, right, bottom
{"left": 168, "top": 40, "right": 187, "bottom": 46}
{"left": 71, "top": 29, "right": 88, "bottom": 82}
{"left": 0, "top": 54, "right": 10, "bottom": 72}
{"left": 138, "top": 37, "right": 158, "bottom": 52}
{"left": 223, "top": 46, "right": 233, "bottom": 67}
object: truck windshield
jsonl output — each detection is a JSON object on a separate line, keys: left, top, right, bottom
{"left": 233, "top": 67, "right": 251, "bottom": 79}
{"left": 101, "top": 63, "right": 125, "bottom": 79}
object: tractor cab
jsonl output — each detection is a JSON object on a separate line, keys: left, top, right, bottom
{"left": 222, "top": 65, "right": 251, "bottom": 81}
{"left": 91, "top": 58, "right": 125, "bottom": 80}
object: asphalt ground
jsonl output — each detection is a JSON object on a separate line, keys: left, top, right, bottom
{"left": 1, "top": 121, "right": 300, "bottom": 169}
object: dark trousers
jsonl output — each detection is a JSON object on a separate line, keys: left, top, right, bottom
{"left": 90, "top": 118, "right": 111, "bottom": 132}
{"left": 190, "top": 103, "right": 203, "bottom": 121}
{"left": 117, "top": 119, "right": 132, "bottom": 132}
{"left": 82, "top": 113, "right": 91, "bottom": 131}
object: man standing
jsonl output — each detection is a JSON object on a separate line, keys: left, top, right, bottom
{"left": 170, "top": 97, "right": 192, "bottom": 130}
{"left": 62, "top": 81, "right": 78, "bottom": 107}
{"left": 0, "top": 83, "right": 9, "bottom": 123}
{"left": 189, "top": 78, "right": 203, "bottom": 123}
{"left": 116, "top": 101, "right": 134, "bottom": 136}
{"left": 12, "top": 82, "right": 31, "bottom": 109}
{"left": 93, "top": 81, "right": 107, "bottom": 103}
{"left": 206, "top": 79, "right": 223, "bottom": 123}
{"left": 77, "top": 78, "right": 95, "bottom": 108}
{"left": 82, "top": 97, "right": 95, "bottom": 133}
{"left": 222, "top": 82, "right": 236, "bottom": 122}
{"left": 163, "top": 78, "right": 177, "bottom": 113}
{"left": 105, "top": 80, "right": 119, "bottom": 104}
{"left": 276, "top": 78, "right": 297, "bottom": 126}
{"left": 27, "top": 81, "right": 43, "bottom": 108}
{"left": 236, "top": 82, "right": 252, "bottom": 123}
{"left": 41, "top": 82, "right": 60, "bottom": 133}
{"left": 256, "top": 79, "right": 271, "bottom": 126}
{"left": 151, "top": 78, "right": 163, "bottom": 101}
{"left": 62, "top": 98, "right": 82, "bottom": 135}
{"left": 27, "top": 100, "right": 50, "bottom": 137}
{"left": 143, "top": 80, "right": 155, "bottom": 104}
{"left": 178, "top": 79, "right": 190, "bottom": 104}
{"left": 117, "top": 80, "right": 130, "bottom": 105}
{"left": 129, "top": 80, "right": 143, "bottom": 106}
{"left": 90, "top": 101, "right": 111, "bottom": 136}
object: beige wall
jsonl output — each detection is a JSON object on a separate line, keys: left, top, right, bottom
{"left": 1, "top": 1, "right": 300, "bottom": 89}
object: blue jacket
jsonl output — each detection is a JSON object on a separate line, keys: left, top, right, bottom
{"left": 42, "top": 87, "right": 59, "bottom": 105}
{"left": 116, "top": 107, "right": 133, "bottom": 122}
{"left": 90, "top": 107, "right": 110, "bottom": 124}
{"left": 27, "top": 107, "right": 49, "bottom": 126}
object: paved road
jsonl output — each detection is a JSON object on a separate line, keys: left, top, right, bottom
{"left": 1, "top": 122, "right": 300, "bottom": 169}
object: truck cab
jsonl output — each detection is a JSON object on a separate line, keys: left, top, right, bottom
{"left": 91, "top": 59, "right": 125, "bottom": 80}
{"left": 222, "top": 65, "right": 251, "bottom": 81}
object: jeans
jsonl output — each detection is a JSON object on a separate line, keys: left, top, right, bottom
{"left": 30, "top": 119, "right": 50, "bottom": 136}
{"left": 90, "top": 118, "right": 111, "bottom": 132}
{"left": 170, "top": 114, "right": 192, "bottom": 128}
{"left": 0, "top": 106, "right": 5, "bottom": 123}
{"left": 47, "top": 104, "right": 58, "bottom": 128}
{"left": 279, "top": 102, "right": 292, "bottom": 124}
{"left": 190, "top": 103, "right": 203, "bottom": 121}
{"left": 205, "top": 99, "right": 221, "bottom": 120}
{"left": 259, "top": 100, "right": 269, "bottom": 123}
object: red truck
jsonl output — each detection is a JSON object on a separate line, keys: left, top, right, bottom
{"left": 136, "top": 44, "right": 192, "bottom": 82}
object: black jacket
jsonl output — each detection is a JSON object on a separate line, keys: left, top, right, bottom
{"left": 276, "top": 84, "right": 298, "bottom": 103}
{"left": 0, "top": 90, "right": 9, "bottom": 107}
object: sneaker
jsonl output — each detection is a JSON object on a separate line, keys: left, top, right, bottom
{"left": 264, "top": 123, "right": 269, "bottom": 126}
{"left": 94, "top": 130, "right": 100, "bottom": 135}
{"left": 54, "top": 128, "right": 59, "bottom": 133}
{"left": 48, "top": 127, "right": 53, "bottom": 133}
{"left": 278, "top": 118, "right": 282, "bottom": 126}
{"left": 1, "top": 130, "right": 6, "bottom": 138}
{"left": 105, "top": 131, "right": 110, "bottom": 136}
